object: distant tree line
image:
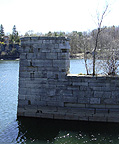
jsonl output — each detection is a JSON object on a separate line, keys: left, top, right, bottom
{"left": 0, "top": 24, "right": 20, "bottom": 59}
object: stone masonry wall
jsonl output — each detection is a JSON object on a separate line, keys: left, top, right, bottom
{"left": 18, "top": 37, "right": 119, "bottom": 123}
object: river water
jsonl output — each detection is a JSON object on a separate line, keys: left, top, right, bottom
{"left": 0, "top": 60, "right": 119, "bottom": 144}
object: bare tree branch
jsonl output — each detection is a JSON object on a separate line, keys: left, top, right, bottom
{"left": 92, "top": 3, "right": 109, "bottom": 76}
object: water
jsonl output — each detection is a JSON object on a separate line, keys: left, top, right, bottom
{"left": 70, "top": 59, "right": 104, "bottom": 74}
{"left": 0, "top": 60, "right": 119, "bottom": 144}
{"left": 70, "top": 59, "right": 87, "bottom": 74}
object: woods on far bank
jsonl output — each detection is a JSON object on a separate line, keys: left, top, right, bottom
{"left": 0, "top": 25, "right": 20, "bottom": 59}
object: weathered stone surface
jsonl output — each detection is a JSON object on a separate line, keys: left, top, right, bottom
{"left": 18, "top": 36, "right": 119, "bottom": 123}
{"left": 89, "top": 116, "right": 107, "bottom": 122}
{"left": 90, "top": 98, "right": 100, "bottom": 104}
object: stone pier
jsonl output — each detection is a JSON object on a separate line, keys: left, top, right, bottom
{"left": 18, "top": 37, "right": 119, "bottom": 123}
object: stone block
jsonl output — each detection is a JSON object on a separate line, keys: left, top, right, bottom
{"left": 104, "top": 99, "right": 117, "bottom": 104}
{"left": 46, "top": 53, "right": 57, "bottom": 59}
{"left": 36, "top": 113, "right": 53, "bottom": 119}
{"left": 19, "top": 66, "right": 28, "bottom": 71}
{"left": 18, "top": 99, "right": 28, "bottom": 106}
{"left": 19, "top": 80, "right": 26, "bottom": 88}
{"left": 96, "top": 108, "right": 108, "bottom": 114}
{"left": 37, "top": 53, "right": 46, "bottom": 59}
{"left": 53, "top": 60, "right": 66, "bottom": 68}
{"left": 105, "top": 104, "right": 119, "bottom": 109}
{"left": 47, "top": 71, "right": 55, "bottom": 79}
{"left": 23, "top": 47, "right": 31, "bottom": 53}
{"left": 54, "top": 113, "right": 66, "bottom": 120}
{"left": 110, "top": 108, "right": 119, "bottom": 113}
{"left": 25, "top": 104, "right": 37, "bottom": 109}
{"left": 58, "top": 53, "right": 69, "bottom": 60}
{"left": 42, "top": 40, "right": 50, "bottom": 44}
{"left": 112, "top": 91, "right": 119, "bottom": 98}
{"left": 19, "top": 72, "right": 30, "bottom": 78}
{"left": 67, "top": 86, "right": 79, "bottom": 90}
{"left": 63, "top": 97, "right": 77, "bottom": 103}
{"left": 89, "top": 82, "right": 106, "bottom": 87}
{"left": 46, "top": 101, "right": 64, "bottom": 107}
{"left": 18, "top": 95, "right": 26, "bottom": 100}
{"left": 38, "top": 106, "right": 57, "bottom": 112}
{"left": 32, "top": 60, "right": 53, "bottom": 67}
{"left": 27, "top": 66, "right": 38, "bottom": 72}
{"left": 68, "top": 107, "right": 94, "bottom": 115}
{"left": 90, "top": 98, "right": 100, "bottom": 104}
{"left": 107, "top": 117, "right": 119, "bottom": 123}
{"left": 36, "top": 101, "right": 47, "bottom": 106}
{"left": 78, "top": 98, "right": 90, "bottom": 104}
{"left": 65, "top": 114, "right": 79, "bottom": 120}
{"left": 59, "top": 42, "right": 70, "bottom": 49}
{"left": 92, "top": 113, "right": 105, "bottom": 117}
{"left": 89, "top": 116, "right": 107, "bottom": 122}
{"left": 24, "top": 111, "right": 36, "bottom": 117}
{"left": 79, "top": 91, "right": 93, "bottom": 98}
{"left": 94, "top": 91, "right": 111, "bottom": 98}
{"left": 57, "top": 107, "right": 68, "bottom": 113}
{"left": 54, "top": 44, "right": 59, "bottom": 48}
{"left": 79, "top": 116, "right": 89, "bottom": 121}
{"left": 17, "top": 109, "right": 25, "bottom": 116}
{"left": 73, "top": 90, "right": 81, "bottom": 97}
{"left": 25, "top": 83, "right": 39, "bottom": 88}
{"left": 62, "top": 90, "right": 72, "bottom": 96}
{"left": 17, "top": 107, "right": 25, "bottom": 113}
{"left": 48, "top": 89, "right": 56, "bottom": 96}
{"left": 19, "top": 88, "right": 28, "bottom": 95}
{"left": 27, "top": 53, "right": 37, "bottom": 59}
{"left": 51, "top": 48, "right": 61, "bottom": 53}
{"left": 30, "top": 88, "right": 40, "bottom": 95}
{"left": 86, "top": 104, "right": 105, "bottom": 109}
{"left": 41, "top": 96, "right": 57, "bottom": 101}
{"left": 73, "top": 82, "right": 88, "bottom": 86}
{"left": 33, "top": 43, "right": 42, "bottom": 48}
{"left": 92, "top": 87, "right": 102, "bottom": 91}
{"left": 20, "top": 60, "right": 31, "bottom": 67}
{"left": 64, "top": 103, "right": 86, "bottom": 108}
{"left": 20, "top": 53, "right": 27, "bottom": 59}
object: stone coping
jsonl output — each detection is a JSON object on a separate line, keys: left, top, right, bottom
{"left": 67, "top": 74, "right": 119, "bottom": 79}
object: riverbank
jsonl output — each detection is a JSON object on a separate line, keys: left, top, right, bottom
{"left": 0, "top": 53, "right": 84, "bottom": 60}
{"left": 70, "top": 53, "right": 84, "bottom": 59}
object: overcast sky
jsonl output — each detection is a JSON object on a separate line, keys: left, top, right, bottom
{"left": 0, "top": 0, "right": 118, "bottom": 35}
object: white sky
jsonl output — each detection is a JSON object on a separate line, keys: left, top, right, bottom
{"left": 0, "top": 0, "right": 119, "bottom": 35}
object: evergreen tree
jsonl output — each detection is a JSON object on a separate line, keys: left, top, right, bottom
{"left": 0, "top": 24, "right": 4, "bottom": 42}
{"left": 0, "top": 24, "right": 4, "bottom": 36}
{"left": 9, "top": 25, "right": 20, "bottom": 44}
{"left": 12, "top": 25, "right": 17, "bottom": 36}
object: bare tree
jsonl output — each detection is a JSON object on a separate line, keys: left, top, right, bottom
{"left": 92, "top": 3, "right": 109, "bottom": 75}
{"left": 101, "top": 32, "right": 119, "bottom": 75}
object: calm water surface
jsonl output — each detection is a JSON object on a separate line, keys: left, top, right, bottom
{"left": 0, "top": 60, "right": 119, "bottom": 144}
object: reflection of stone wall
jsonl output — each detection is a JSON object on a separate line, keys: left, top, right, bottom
{"left": 18, "top": 37, "right": 119, "bottom": 123}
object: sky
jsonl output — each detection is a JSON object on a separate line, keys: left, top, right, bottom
{"left": 0, "top": 0, "right": 119, "bottom": 35}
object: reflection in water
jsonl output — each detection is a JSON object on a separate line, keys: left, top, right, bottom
{"left": 16, "top": 117, "right": 119, "bottom": 144}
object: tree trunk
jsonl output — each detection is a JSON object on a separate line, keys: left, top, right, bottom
{"left": 93, "top": 51, "right": 96, "bottom": 76}
{"left": 93, "top": 29, "right": 100, "bottom": 76}
{"left": 84, "top": 58, "right": 89, "bottom": 75}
